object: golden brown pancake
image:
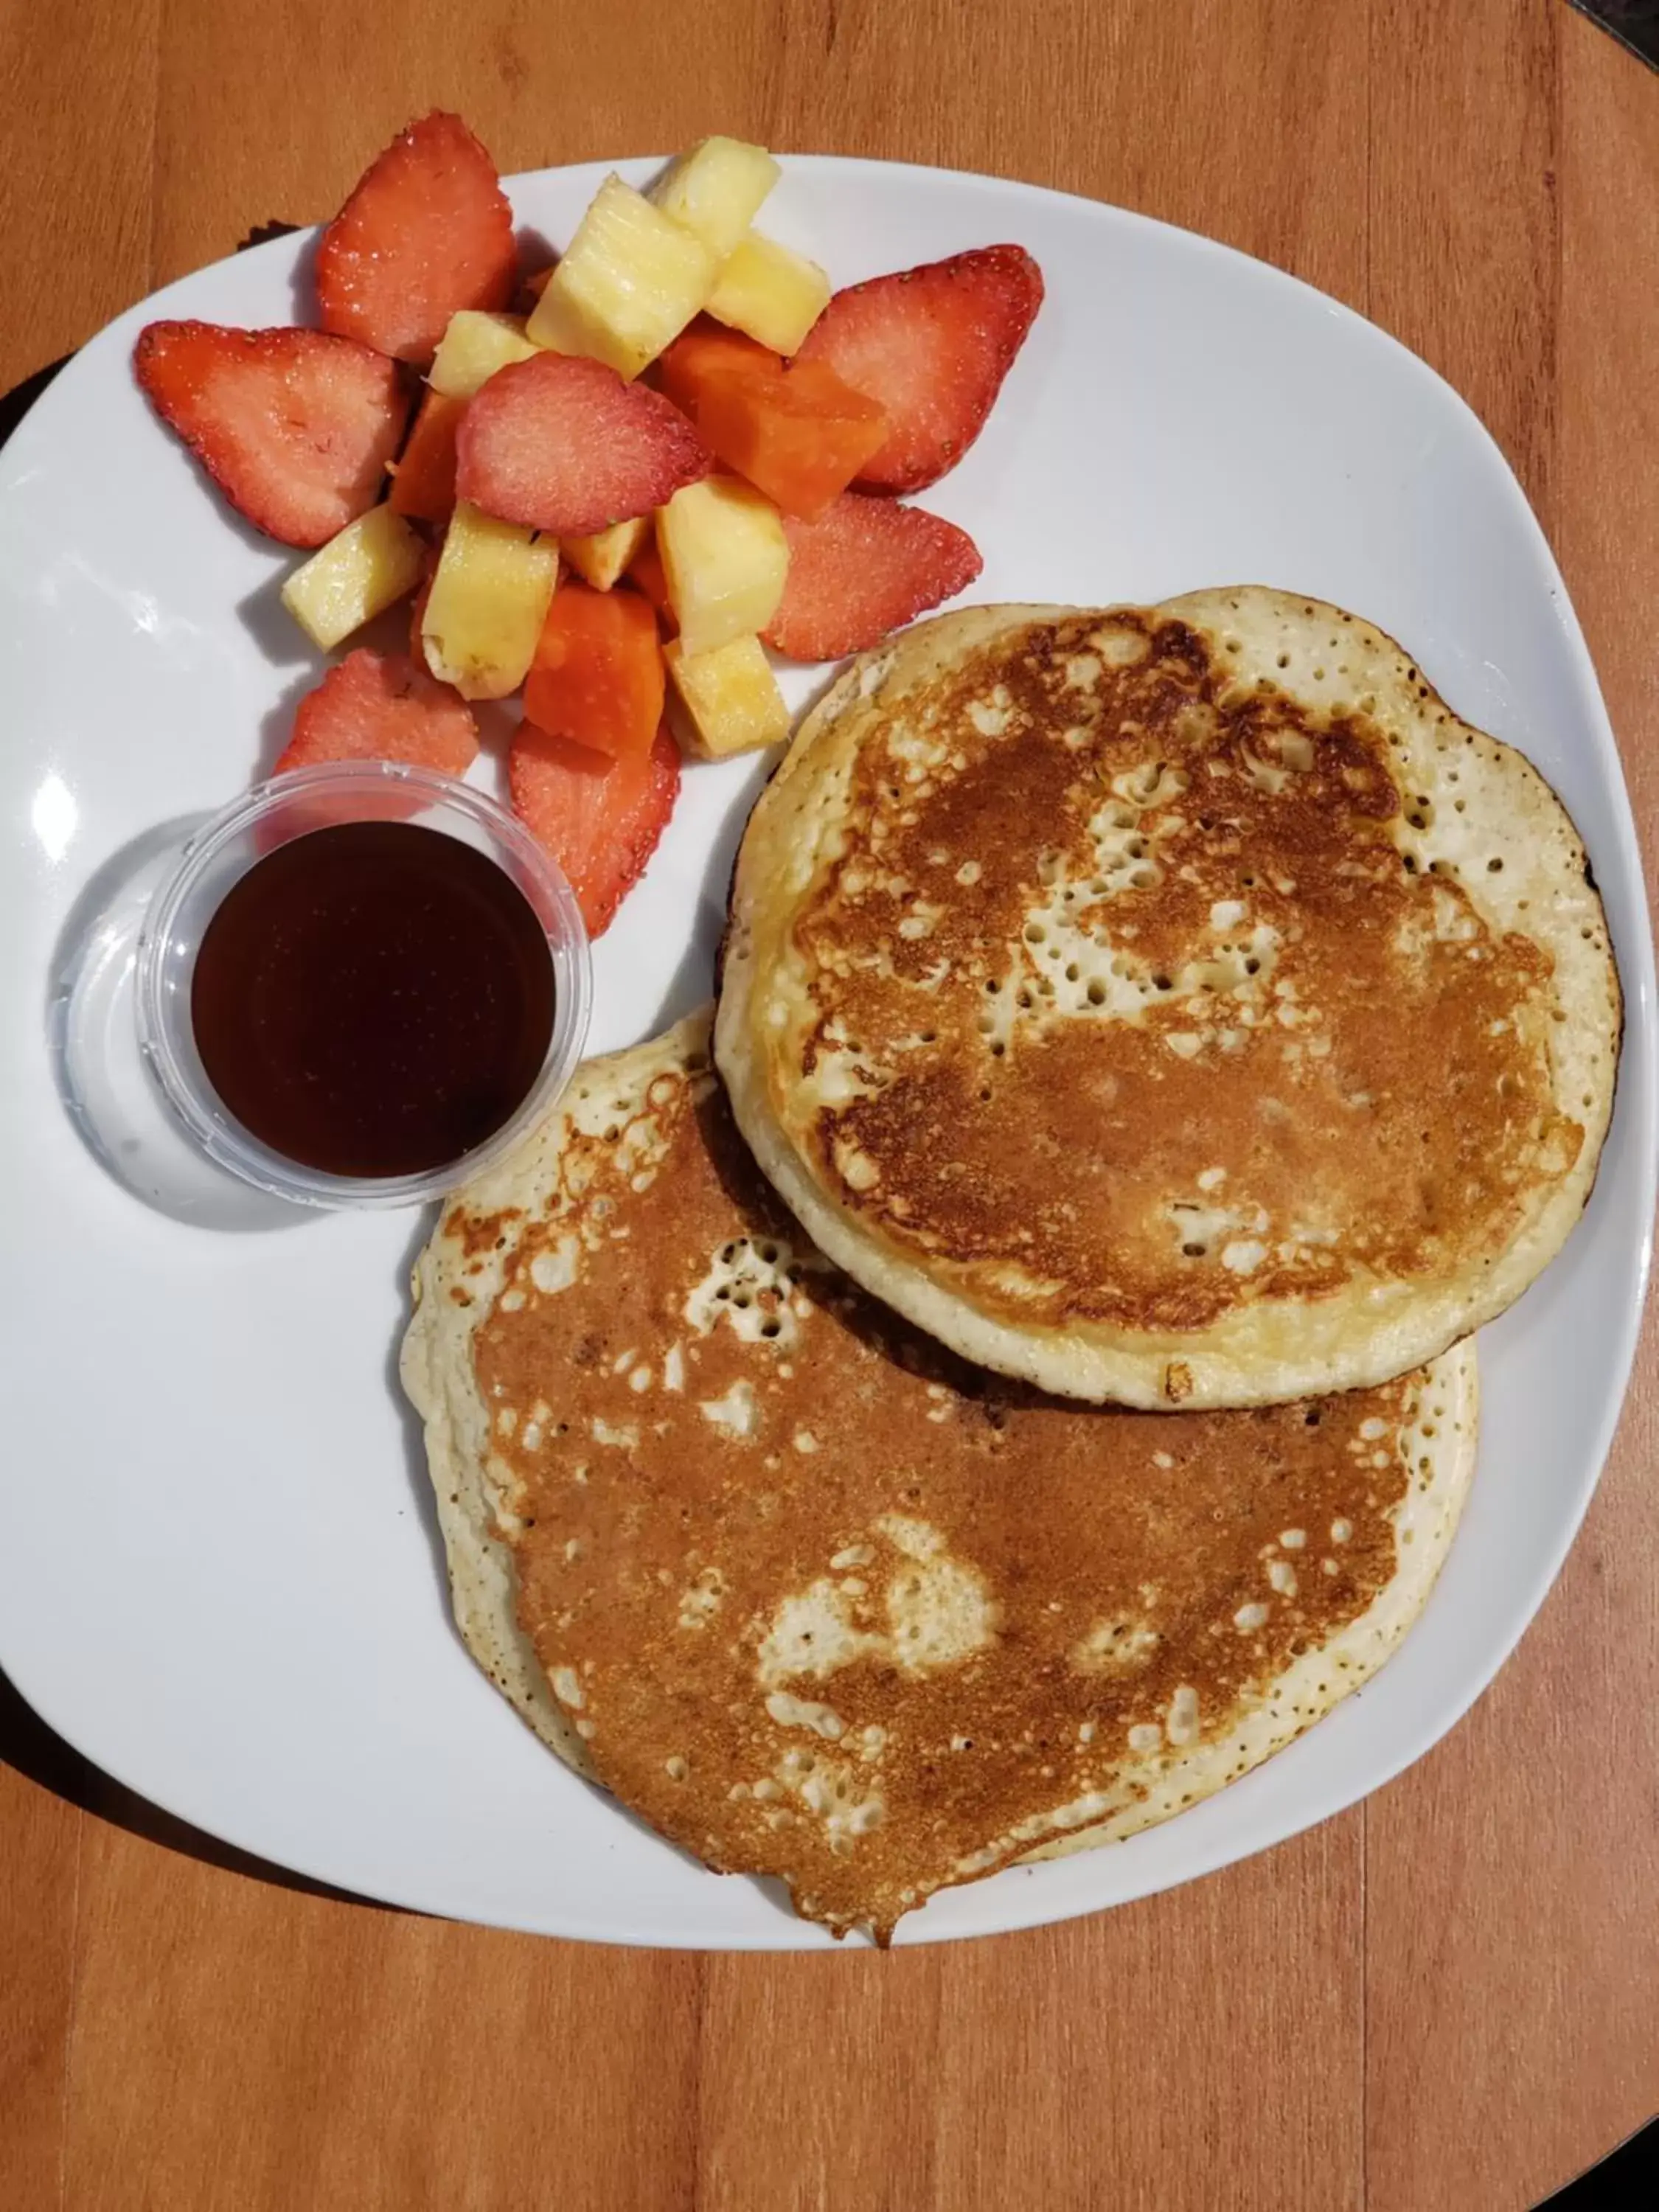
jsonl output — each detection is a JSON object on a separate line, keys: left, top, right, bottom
{"left": 715, "top": 591, "right": 1619, "bottom": 1408}
{"left": 400, "top": 1013, "right": 1477, "bottom": 1940}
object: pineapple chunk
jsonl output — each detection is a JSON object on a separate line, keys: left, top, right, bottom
{"left": 560, "top": 514, "right": 651, "bottom": 591}
{"left": 526, "top": 175, "right": 713, "bottom": 380}
{"left": 666, "top": 634, "right": 790, "bottom": 758}
{"left": 656, "top": 477, "right": 788, "bottom": 657}
{"left": 421, "top": 501, "right": 559, "bottom": 700}
{"left": 428, "top": 311, "right": 540, "bottom": 400}
{"left": 648, "top": 136, "right": 779, "bottom": 262}
{"left": 706, "top": 230, "right": 831, "bottom": 354}
{"left": 280, "top": 504, "right": 425, "bottom": 652}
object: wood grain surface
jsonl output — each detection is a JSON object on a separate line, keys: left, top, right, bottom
{"left": 1, "top": 4, "right": 1655, "bottom": 2207}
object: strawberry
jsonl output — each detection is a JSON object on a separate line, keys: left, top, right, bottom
{"left": 456, "top": 352, "right": 712, "bottom": 537}
{"left": 762, "top": 493, "right": 981, "bottom": 662}
{"left": 316, "top": 112, "right": 516, "bottom": 366}
{"left": 509, "top": 721, "right": 681, "bottom": 936}
{"left": 133, "top": 321, "right": 410, "bottom": 548}
{"left": 797, "top": 246, "right": 1043, "bottom": 493}
{"left": 275, "top": 649, "right": 479, "bottom": 778}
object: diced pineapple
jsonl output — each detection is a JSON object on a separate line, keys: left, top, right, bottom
{"left": 421, "top": 501, "right": 560, "bottom": 700}
{"left": 648, "top": 136, "right": 779, "bottom": 262}
{"left": 526, "top": 175, "right": 713, "bottom": 380}
{"left": 428, "top": 311, "right": 540, "bottom": 400}
{"left": 666, "top": 633, "right": 790, "bottom": 758}
{"left": 656, "top": 477, "right": 788, "bottom": 657}
{"left": 560, "top": 514, "right": 652, "bottom": 592}
{"left": 706, "top": 230, "right": 831, "bottom": 355}
{"left": 280, "top": 504, "right": 425, "bottom": 652}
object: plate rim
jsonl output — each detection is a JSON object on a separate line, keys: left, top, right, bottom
{"left": 1, "top": 149, "right": 1653, "bottom": 1949}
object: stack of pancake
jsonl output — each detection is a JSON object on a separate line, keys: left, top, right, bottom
{"left": 402, "top": 588, "right": 1620, "bottom": 1940}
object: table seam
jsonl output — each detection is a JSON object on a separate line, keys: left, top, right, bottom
{"left": 55, "top": 1816, "right": 84, "bottom": 2212}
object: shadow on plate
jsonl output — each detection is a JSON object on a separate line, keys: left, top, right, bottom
{"left": 650, "top": 909, "right": 724, "bottom": 1034}
{"left": 238, "top": 568, "right": 320, "bottom": 676}
{"left": 251, "top": 592, "right": 451, "bottom": 770}
{"left": 648, "top": 747, "right": 773, "bottom": 1033}
{"left": 282, "top": 224, "right": 319, "bottom": 324}
{"left": 515, "top": 224, "right": 557, "bottom": 279}
{"left": 46, "top": 816, "right": 305, "bottom": 1232}
{"left": 0, "top": 1665, "right": 373, "bottom": 1910}
{"left": 389, "top": 1203, "right": 456, "bottom": 1621}
{"left": 254, "top": 660, "right": 329, "bottom": 770}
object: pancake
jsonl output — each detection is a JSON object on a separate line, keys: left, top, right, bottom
{"left": 715, "top": 590, "right": 1620, "bottom": 1409}
{"left": 400, "top": 1012, "right": 1477, "bottom": 1941}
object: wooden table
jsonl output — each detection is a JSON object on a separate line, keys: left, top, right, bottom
{"left": 3, "top": 4, "right": 1655, "bottom": 2206}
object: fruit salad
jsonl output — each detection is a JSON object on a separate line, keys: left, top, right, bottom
{"left": 135, "top": 116, "right": 1044, "bottom": 936}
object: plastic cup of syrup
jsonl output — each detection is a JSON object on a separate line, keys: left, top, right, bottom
{"left": 136, "top": 762, "right": 592, "bottom": 1209}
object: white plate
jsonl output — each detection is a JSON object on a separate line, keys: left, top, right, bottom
{"left": 1, "top": 157, "right": 1652, "bottom": 1950}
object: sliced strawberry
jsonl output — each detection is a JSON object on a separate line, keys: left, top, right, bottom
{"left": 316, "top": 111, "right": 515, "bottom": 366}
{"left": 456, "top": 352, "right": 710, "bottom": 538}
{"left": 797, "top": 246, "right": 1043, "bottom": 493}
{"left": 509, "top": 721, "right": 681, "bottom": 936}
{"left": 275, "top": 649, "right": 479, "bottom": 778}
{"left": 133, "top": 321, "right": 409, "bottom": 548}
{"left": 762, "top": 493, "right": 981, "bottom": 661}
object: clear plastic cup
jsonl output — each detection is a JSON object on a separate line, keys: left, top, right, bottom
{"left": 134, "top": 761, "right": 592, "bottom": 1210}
